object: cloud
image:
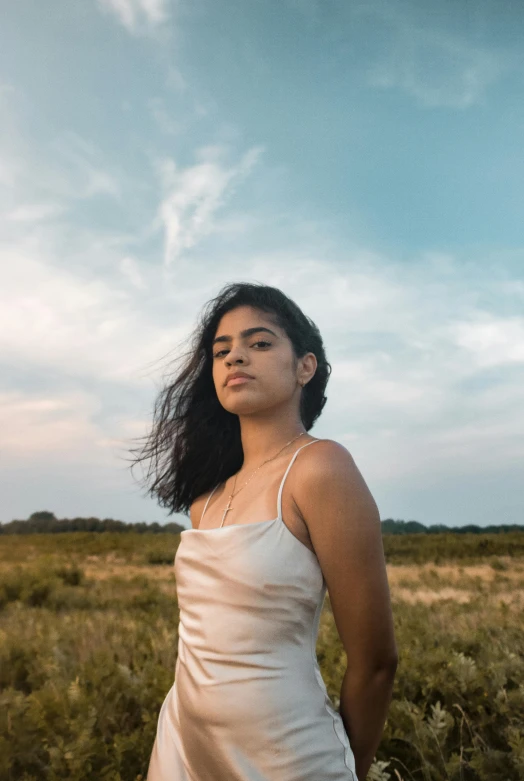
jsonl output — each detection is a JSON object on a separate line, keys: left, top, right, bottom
{"left": 0, "top": 390, "right": 107, "bottom": 464}
{"left": 166, "top": 66, "right": 187, "bottom": 93}
{"left": 353, "top": 1, "right": 508, "bottom": 108}
{"left": 49, "top": 131, "right": 122, "bottom": 199}
{"left": 1, "top": 67, "right": 522, "bottom": 524}
{"left": 120, "top": 255, "right": 148, "bottom": 290}
{"left": 1, "top": 216, "right": 522, "bottom": 517}
{"left": 97, "top": 0, "right": 172, "bottom": 34}
{"left": 367, "top": 37, "right": 503, "bottom": 109}
{"left": 238, "top": 248, "right": 524, "bottom": 477}
{"left": 0, "top": 125, "right": 122, "bottom": 211}
{"left": 0, "top": 242, "right": 187, "bottom": 384}
{"left": 155, "top": 145, "right": 263, "bottom": 267}
{"left": 148, "top": 97, "right": 182, "bottom": 136}
{"left": 6, "top": 203, "right": 66, "bottom": 222}
{"left": 452, "top": 314, "right": 524, "bottom": 367}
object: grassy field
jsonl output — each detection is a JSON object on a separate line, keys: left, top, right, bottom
{"left": 0, "top": 531, "right": 523, "bottom": 781}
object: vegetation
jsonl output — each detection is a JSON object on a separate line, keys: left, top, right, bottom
{"left": 2, "top": 510, "right": 523, "bottom": 536}
{"left": 0, "top": 511, "right": 185, "bottom": 535}
{"left": 0, "top": 531, "right": 522, "bottom": 780}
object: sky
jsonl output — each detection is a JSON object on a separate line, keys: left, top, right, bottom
{"left": 1, "top": 0, "right": 523, "bottom": 530}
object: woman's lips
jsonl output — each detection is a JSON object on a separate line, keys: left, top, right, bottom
{"left": 226, "top": 377, "right": 253, "bottom": 386}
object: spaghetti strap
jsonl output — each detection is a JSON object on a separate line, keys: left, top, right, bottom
{"left": 200, "top": 484, "right": 219, "bottom": 524}
{"left": 201, "top": 439, "right": 323, "bottom": 527}
{"left": 277, "top": 439, "right": 323, "bottom": 521}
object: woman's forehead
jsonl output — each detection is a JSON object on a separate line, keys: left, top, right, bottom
{"left": 216, "top": 306, "right": 280, "bottom": 332}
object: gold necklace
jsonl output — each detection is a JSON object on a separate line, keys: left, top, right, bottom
{"left": 220, "top": 432, "right": 307, "bottom": 527}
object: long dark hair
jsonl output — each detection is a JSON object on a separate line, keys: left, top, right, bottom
{"left": 127, "top": 282, "right": 332, "bottom": 516}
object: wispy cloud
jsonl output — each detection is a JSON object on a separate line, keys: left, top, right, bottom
{"left": 155, "top": 145, "right": 263, "bottom": 267}
{"left": 0, "top": 122, "right": 123, "bottom": 211}
{"left": 0, "top": 244, "right": 183, "bottom": 383}
{"left": 166, "top": 66, "right": 187, "bottom": 93}
{"left": 6, "top": 203, "right": 66, "bottom": 222}
{"left": 97, "top": 0, "right": 173, "bottom": 34}
{"left": 120, "top": 255, "right": 148, "bottom": 290}
{"left": 367, "top": 35, "right": 504, "bottom": 109}
{"left": 148, "top": 97, "right": 182, "bottom": 136}
{"left": 353, "top": 1, "right": 509, "bottom": 108}
{"left": 50, "top": 131, "right": 122, "bottom": 200}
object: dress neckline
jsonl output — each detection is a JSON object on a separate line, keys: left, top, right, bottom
{"left": 186, "top": 439, "right": 324, "bottom": 537}
{"left": 181, "top": 514, "right": 321, "bottom": 564}
{"left": 181, "top": 517, "right": 280, "bottom": 534}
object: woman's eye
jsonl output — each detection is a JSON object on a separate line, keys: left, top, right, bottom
{"left": 213, "top": 341, "right": 271, "bottom": 359}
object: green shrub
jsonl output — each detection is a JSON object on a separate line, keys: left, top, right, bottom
{"left": 146, "top": 550, "right": 175, "bottom": 566}
{"left": 53, "top": 565, "right": 84, "bottom": 586}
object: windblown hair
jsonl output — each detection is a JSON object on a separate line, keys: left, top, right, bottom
{"left": 128, "top": 282, "right": 332, "bottom": 516}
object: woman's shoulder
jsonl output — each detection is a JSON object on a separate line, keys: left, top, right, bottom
{"left": 294, "top": 437, "right": 361, "bottom": 488}
{"left": 293, "top": 438, "right": 377, "bottom": 527}
{"left": 301, "top": 437, "right": 355, "bottom": 467}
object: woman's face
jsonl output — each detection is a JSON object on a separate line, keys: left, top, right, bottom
{"left": 212, "top": 305, "right": 312, "bottom": 417}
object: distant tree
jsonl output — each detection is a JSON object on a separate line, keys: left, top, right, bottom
{"left": 28, "top": 511, "right": 56, "bottom": 523}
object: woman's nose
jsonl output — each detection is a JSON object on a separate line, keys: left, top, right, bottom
{"left": 225, "top": 347, "right": 246, "bottom": 364}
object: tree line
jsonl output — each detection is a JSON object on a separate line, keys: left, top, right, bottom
{"left": 0, "top": 511, "right": 522, "bottom": 535}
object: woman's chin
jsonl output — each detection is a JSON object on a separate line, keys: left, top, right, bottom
{"left": 223, "top": 397, "right": 270, "bottom": 416}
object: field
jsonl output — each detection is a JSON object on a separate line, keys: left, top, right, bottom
{"left": 0, "top": 532, "right": 523, "bottom": 781}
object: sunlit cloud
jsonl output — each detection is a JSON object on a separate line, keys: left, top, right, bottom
{"left": 155, "top": 145, "right": 263, "bottom": 267}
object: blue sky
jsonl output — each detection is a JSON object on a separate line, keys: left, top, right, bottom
{"left": 1, "top": 0, "right": 523, "bottom": 529}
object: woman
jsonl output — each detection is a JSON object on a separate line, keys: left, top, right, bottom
{"left": 132, "top": 282, "right": 398, "bottom": 781}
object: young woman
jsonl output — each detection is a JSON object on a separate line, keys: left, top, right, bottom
{"left": 132, "top": 282, "right": 398, "bottom": 781}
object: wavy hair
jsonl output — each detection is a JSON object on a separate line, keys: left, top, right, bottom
{"left": 128, "top": 282, "right": 332, "bottom": 516}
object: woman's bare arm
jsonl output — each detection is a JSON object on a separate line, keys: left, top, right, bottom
{"left": 294, "top": 440, "right": 398, "bottom": 780}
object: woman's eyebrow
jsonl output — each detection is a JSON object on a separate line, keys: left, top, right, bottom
{"left": 212, "top": 326, "right": 278, "bottom": 347}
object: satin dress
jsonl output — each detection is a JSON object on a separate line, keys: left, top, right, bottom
{"left": 147, "top": 439, "right": 358, "bottom": 781}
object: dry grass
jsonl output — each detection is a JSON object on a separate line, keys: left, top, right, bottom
{"left": 387, "top": 556, "right": 521, "bottom": 583}
{"left": 2, "top": 533, "right": 523, "bottom": 780}
{"left": 2, "top": 540, "right": 523, "bottom": 611}
{"left": 83, "top": 562, "right": 176, "bottom": 581}
{"left": 387, "top": 557, "right": 523, "bottom": 609}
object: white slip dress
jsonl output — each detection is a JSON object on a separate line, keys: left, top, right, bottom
{"left": 147, "top": 439, "right": 358, "bottom": 781}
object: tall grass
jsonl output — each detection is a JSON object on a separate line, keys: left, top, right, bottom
{"left": 0, "top": 533, "right": 522, "bottom": 780}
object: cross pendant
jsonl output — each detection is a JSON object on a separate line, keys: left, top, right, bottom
{"left": 221, "top": 495, "right": 234, "bottom": 526}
